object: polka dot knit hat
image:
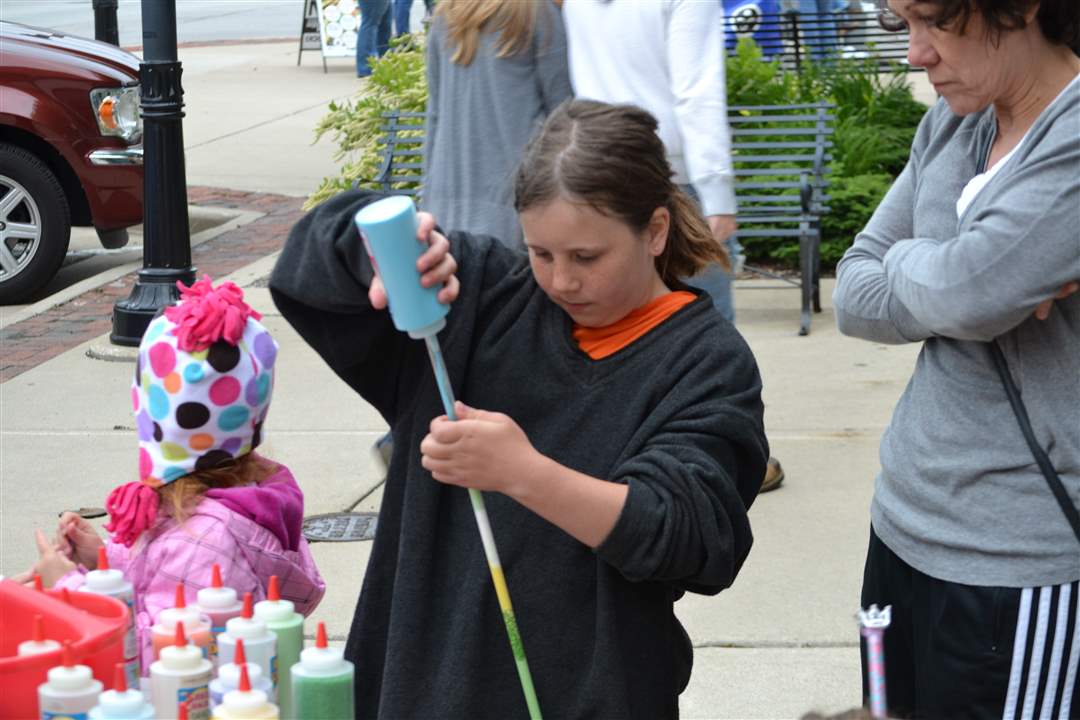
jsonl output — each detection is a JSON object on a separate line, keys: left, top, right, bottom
{"left": 105, "top": 276, "right": 278, "bottom": 546}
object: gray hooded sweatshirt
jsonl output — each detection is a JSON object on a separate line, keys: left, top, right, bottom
{"left": 833, "top": 79, "right": 1080, "bottom": 588}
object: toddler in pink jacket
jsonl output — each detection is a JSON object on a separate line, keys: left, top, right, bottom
{"left": 19, "top": 276, "right": 325, "bottom": 673}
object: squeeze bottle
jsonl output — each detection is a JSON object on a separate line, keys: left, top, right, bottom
{"left": 196, "top": 564, "right": 243, "bottom": 667}
{"left": 210, "top": 638, "right": 273, "bottom": 708}
{"left": 151, "top": 584, "right": 213, "bottom": 661}
{"left": 18, "top": 614, "right": 62, "bottom": 656}
{"left": 211, "top": 665, "right": 278, "bottom": 720}
{"left": 81, "top": 547, "right": 140, "bottom": 685}
{"left": 37, "top": 641, "right": 104, "bottom": 720}
{"left": 88, "top": 663, "right": 155, "bottom": 720}
{"left": 289, "top": 621, "right": 355, "bottom": 720}
{"left": 150, "top": 624, "right": 213, "bottom": 720}
{"left": 252, "top": 577, "right": 303, "bottom": 716}
{"left": 353, "top": 195, "right": 449, "bottom": 338}
{"left": 218, "top": 593, "right": 276, "bottom": 699}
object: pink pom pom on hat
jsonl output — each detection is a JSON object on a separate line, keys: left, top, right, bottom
{"left": 117, "top": 276, "right": 278, "bottom": 532}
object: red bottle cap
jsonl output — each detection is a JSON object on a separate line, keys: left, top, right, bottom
{"left": 238, "top": 663, "right": 251, "bottom": 693}
{"left": 267, "top": 575, "right": 280, "bottom": 602}
{"left": 174, "top": 622, "right": 187, "bottom": 648}
{"left": 242, "top": 591, "right": 254, "bottom": 619}
{"left": 113, "top": 662, "right": 127, "bottom": 693}
{"left": 61, "top": 640, "right": 74, "bottom": 668}
{"left": 178, "top": 701, "right": 189, "bottom": 720}
{"left": 211, "top": 563, "right": 223, "bottom": 588}
{"left": 97, "top": 547, "right": 109, "bottom": 571}
{"left": 33, "top": 574, "right": 43, "bottom": 592}
{"left": 174, "top": 583, "right": 186, "bottom": 609}
{"left": 316, "top": 621, "right": 328, "bottom": 649}
{"left": 32, "top": 615, "right": 45, "bottom": 643}
{"left": 235, "top": 637, "right": 247, "bottom": 666}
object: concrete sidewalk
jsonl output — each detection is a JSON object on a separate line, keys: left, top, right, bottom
{"left": 0, "top": 269, "right": 919, "bottom": 718}
{"left": 0, "top": 38, "right": 926, "bottom": 719}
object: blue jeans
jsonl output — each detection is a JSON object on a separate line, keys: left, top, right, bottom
{"left": 798, "top": 0, "right": 839, "bottom": 60}
{"left": 679, "top": 184, "right": 739, "bottom": 324}
{"left": 357, "top": 0, "right": 392, "bottom": 77}
{"left": 393, "top": 0, "right": 411, "bottom": 36}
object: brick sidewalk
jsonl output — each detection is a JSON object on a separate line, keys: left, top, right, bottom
{"left": 0, "top": 187, "right": 305, "bottom": 384}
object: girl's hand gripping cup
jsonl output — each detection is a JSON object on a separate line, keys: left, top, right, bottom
{"left": 354, "top": 196, "right": 449, "bottom": 339}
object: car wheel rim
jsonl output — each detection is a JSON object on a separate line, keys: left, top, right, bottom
{"left": 0, "top": 173, "right": 43, "bottom": 284}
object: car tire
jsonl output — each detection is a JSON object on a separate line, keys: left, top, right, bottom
{"left": 0, "top": 143, "right": 71, "bottom": 304}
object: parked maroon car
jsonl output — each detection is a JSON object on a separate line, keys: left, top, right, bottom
{"left": 0, "top": 21, "right": 143, "bottom": 303}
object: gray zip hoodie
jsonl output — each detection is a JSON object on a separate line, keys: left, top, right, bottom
{"left": 833, "top": 79, "right": 1080, "bottom": 588}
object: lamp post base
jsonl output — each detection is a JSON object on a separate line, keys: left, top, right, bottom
{"left": 110, "top": 267, "right": 195, "bottom": 346}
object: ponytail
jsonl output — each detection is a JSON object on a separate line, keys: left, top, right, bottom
{"left": 660, "top": 189, "right": 731, "bottom": 286}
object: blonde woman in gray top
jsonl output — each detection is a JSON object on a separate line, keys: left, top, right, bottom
{"left": 421, "top": 0, "right": 572, "bottom": 247}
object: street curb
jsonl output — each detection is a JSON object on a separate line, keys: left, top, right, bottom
{"left": 0, "top": 187, "right": 306, "bottom": 384}
{"left": 0, "top": 206, "right": 261, "bottom": 332}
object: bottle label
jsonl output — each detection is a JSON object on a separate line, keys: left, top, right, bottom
{"left": 209, "top": 625, "right": 225, "bottom": 660}
{"left": 43, "top": 713, "right": 89, "bottom": 720}
{"left": 178, "top": 684, "right": 210, "bottom": 720}
{"left": 271, "top": 653, "right": 278, "bottom": 687}
{"left": 123, "top": 596, "right": 138, "bottom": 657}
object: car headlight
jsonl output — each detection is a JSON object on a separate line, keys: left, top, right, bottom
{"left": 90, "top": 86, "right": 142, "bottom": 143}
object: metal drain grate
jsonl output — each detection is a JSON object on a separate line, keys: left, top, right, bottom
{"left": 58, "top": 507, "right": 107, "bottom": 519}
{"left": 302, "top": 512, "right": 379, "bottom": 542}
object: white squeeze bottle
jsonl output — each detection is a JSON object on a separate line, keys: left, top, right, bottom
{"left": 150, "top": 624, "right": 213, "bottom": 720}
{"left": 211, "top": 665, "right": 278, "bottom": 720}
{"left": 18, "top": 615, "right": 62, "bottom": 656}
{"left": 38, "top": 641, "right": 104, "bottom": 720}
{"left": 217, "top": 593, "right": 276, "bottom": 700}
{"left": 196, "top": 564, "right": 244, "bottom": 668}
{"left": 81, "top": 546, "right": 139, "bottom": 685}
{"left": 209, "top": 638, "right": 273, "bottom": 708}
{"left": 89, "top": 663, "right": 155, "bottom": 720}
{"left": 151, "top": 584, "right": 213, "bottom": 661}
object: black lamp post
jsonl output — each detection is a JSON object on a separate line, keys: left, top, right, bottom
{"left": 111, "top": 0, "right": 195, "bottom": 346}
{"left": 92, "top": 0, "right": 119, "bottom": 46}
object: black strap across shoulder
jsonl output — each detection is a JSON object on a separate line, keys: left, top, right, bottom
{"left": 990, "top": 341, "right": 1080, "bottom": 545}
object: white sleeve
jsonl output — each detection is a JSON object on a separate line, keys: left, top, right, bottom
{"left": 667, "top": 0, "right": 736, "bottom": 216}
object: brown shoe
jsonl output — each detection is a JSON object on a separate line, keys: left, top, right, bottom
{"left": 760, "top": 457, "right": 784, "bottom": 493}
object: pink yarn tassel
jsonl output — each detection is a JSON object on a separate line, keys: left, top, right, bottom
{"left": 104, "top": 482, "right": 160, "bottom": 547}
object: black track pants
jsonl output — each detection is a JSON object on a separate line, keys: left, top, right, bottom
{"left": 860, "top": 527, "right": 1079, "bottom": 719}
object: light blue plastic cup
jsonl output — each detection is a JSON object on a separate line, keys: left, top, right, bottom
{"left": 354, "top": 196, "right": 449, "bottom": 338}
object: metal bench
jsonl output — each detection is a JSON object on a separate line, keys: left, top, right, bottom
{"left": 725, "top": 10, "right": 913, "bottom": 73}
{"left": 729, "top": 102, "right": 833, "bottom": 335}
{"left": 368, "top": 102, "right": 834, "bottom": 335}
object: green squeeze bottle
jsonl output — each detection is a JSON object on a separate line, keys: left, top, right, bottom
{"left": 289, "top": 622, "right": 354, "bottom": 720}
{"left": 252, "top": 576, "right": 303, "bottom": 717}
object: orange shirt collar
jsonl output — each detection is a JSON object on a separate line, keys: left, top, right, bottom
{"left": 572, "top": 291, "right": 697, "bottom": 360}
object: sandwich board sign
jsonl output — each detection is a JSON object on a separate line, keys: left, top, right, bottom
{"left": 298, "top": 0, "right": 361, "bottom": 70}
{"left": 318, "top": 0, "right": 361, "bottom": 57}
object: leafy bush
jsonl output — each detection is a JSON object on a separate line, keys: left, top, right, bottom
{"left": 725, "top": 38, "right": 926, "bottom": 268}
{"left": 819, "top": 172, "right": 893, "bottom": 265}
{"left": 306, "top": 36, "right": 427, "bottom": 209}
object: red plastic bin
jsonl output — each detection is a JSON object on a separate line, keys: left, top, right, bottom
{"left": 0, "top": 579, "right": 127, "bottom": 719}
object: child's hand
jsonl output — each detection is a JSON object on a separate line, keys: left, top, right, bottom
{"left": 56, "top": 511, "right": 105, "bottom": 569}
{"left": 21, "top": 529, "right": 76, "bottom": 588}
{"left": 420, "top": 402, "right": 542, "bottom": 496}
{"left": 368, "top": 211, "right": 460, "bottom": 309}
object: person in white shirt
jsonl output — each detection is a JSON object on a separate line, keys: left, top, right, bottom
{"left": 562, "top": 0, "right": 739, "bottom": 320}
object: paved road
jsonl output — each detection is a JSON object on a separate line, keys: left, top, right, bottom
{"left": 1, "top": 0, "right": 303, "bottom": 47}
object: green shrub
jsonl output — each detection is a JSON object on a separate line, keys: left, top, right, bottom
{"left": 306, "top": 36, "right": 427, "bottom": 209}
{"left": 820, "top": 172, "right": 894, "bottom": 265}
